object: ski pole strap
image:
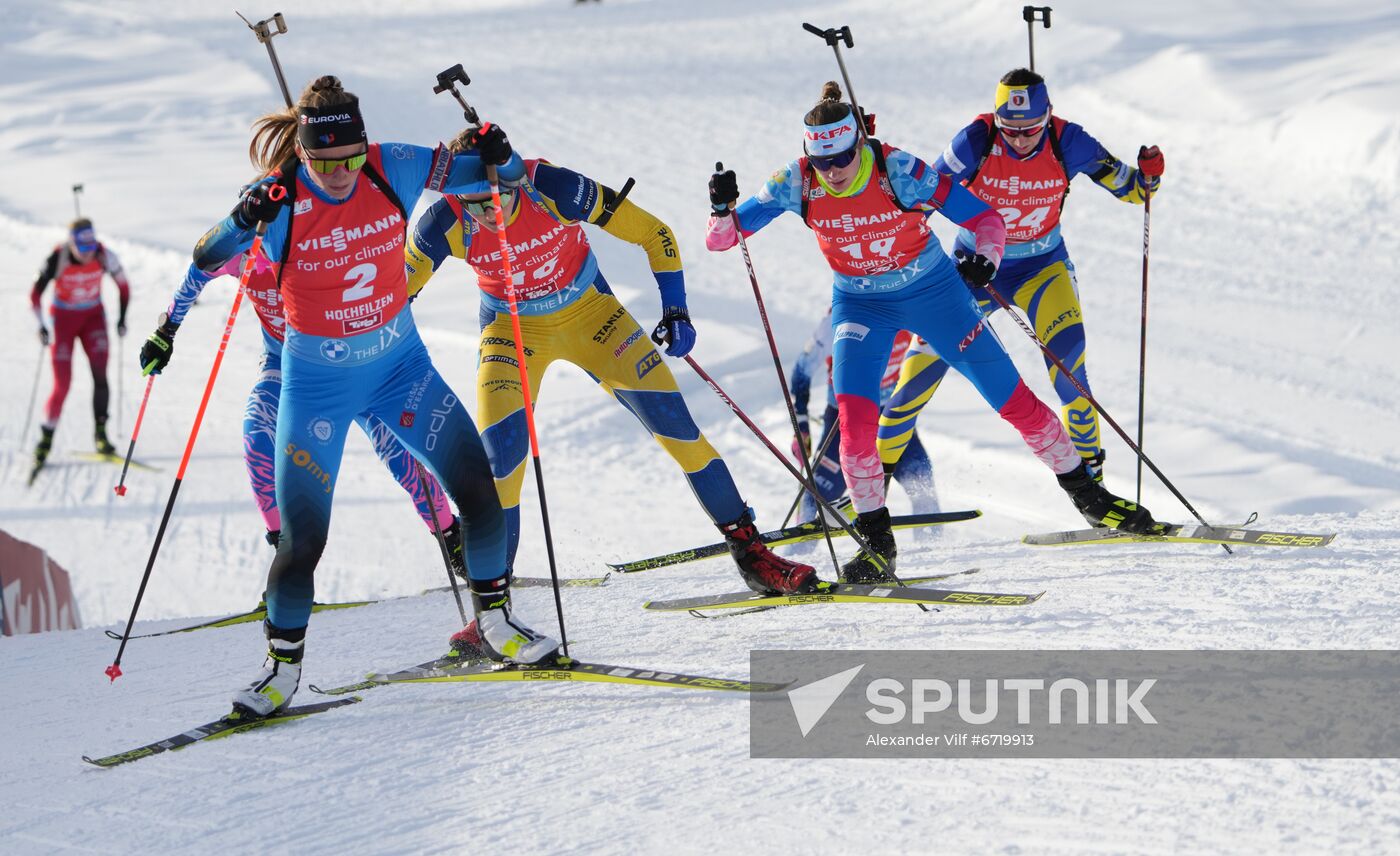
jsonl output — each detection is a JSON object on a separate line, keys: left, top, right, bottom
{"left": 593, "top": 177, "right": 635, "bottom": 228}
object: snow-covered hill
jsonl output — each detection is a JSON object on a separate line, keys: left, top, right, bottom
{"left": 2, "top": 1, "right": 1397, "bottom": 852}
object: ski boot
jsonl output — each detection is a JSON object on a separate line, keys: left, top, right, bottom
{"left": 720, "top": 510, "right": 821, "bottom": 595}
{"left": 459, "top": 577, "right": 559, "bottom": 664}
{"left": 840, "top": 506, "right": 898, "bottom": 584}
{"left": 1058, "top": 461, "right": 1161, "bottom": 534}
{"left": 441, "top": 517, "right": 466, "bottom": 580}
{"left": 1084, "top": 450, "right": 1106, "bottom": 483}
{"left": 28, "top": 426, "right": 55, "bottom": 485}
{"left": 231, "top": 623, "right": 305, "bottom": 717}
{"left": 94, "top": 420, "right": 116, "bottom": 456}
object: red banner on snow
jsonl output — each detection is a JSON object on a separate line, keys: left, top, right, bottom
{"left": 0, "top": 529, "right": 82, "bottom": 635}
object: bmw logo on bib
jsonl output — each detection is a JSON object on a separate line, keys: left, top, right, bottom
{"left": 320, "top": 338, "right": 350, "bottom": 363}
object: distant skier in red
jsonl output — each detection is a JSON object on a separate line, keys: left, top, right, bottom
{"left": 29, "top": 218, "right": 130, "bottom": 480}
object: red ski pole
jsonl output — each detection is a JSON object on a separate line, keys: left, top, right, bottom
{"left": 113, "top": 375, "right": 154, "bottom": 496}
{"left": 106, "top": 219, "right": 274, "bottom": 680}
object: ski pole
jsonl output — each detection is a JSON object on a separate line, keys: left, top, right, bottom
{"left": 801, "top": 24, "right": 872, "bottom": 149}
{"left": 72, "top": 183, "right": 84, "bottom": 218}
{"left": 781, "top": 414, "right": 840, "bottom": 529}
{"left": 105, "top": 216, "right": 275, "bottom": 681}
{"left": 433, "top": 63, "right": 570, "bottom": 656}
{"left": 1022, "top": 6, "right": 1052, "bottom": 71}
{"left": 236, "top": 11, "right": 292, "bottom": 106}
{"left": 716, "top": 160, "right": 842, "bottom": 577}
{"left": 113, "top": 374, "right": 154, "bottom": 497}
{"left": 116, "top": 334, "right": 125, "bottom": 439}
{"left": 1135, "top": 180, "right": 1151, "bottom": 504}
{"left": 673, "top": 352, "right": 925, "bottom": 605}
{"left": 416, "top": 460, "right": 468, "bottom": 624}
{"left": 19, "top": 343, "right": 44, "bottom": 451}
{"left": 980, "top": 288, "right": 1229, "bottom": 552}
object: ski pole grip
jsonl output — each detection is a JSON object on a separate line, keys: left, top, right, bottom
{"left": 1023, "top": 6, "right": 1052, "bottom": 27}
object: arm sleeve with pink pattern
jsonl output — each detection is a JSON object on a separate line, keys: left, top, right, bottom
{"left": 963, "top": 208, "right": 1007, "bottom": 268}
{"left": 705, "top": 213, "right": 739, "bottom": 252}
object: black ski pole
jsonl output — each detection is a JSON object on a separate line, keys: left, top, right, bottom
{"left": 106, "top": 217, "right": 275, "bottom": 680}
{"left": 1022, "top": 6, "right": 1052, "bottom": 71}
{"left": 433, "top": 63, "right": 570, "bottom": 655}
{"left": 72, "top": 183, "right": 83, "bottom": 218}
{"left": 801, "top": 24, "right": 872, "bottom": 149}
{"left": 672, "top": 350, "right": 924, "bottom": 605}
{"left": 20, "top": 343, "right": 43, "bottom": 453}
{"left": 236, "top": 11, "right": 292, "bottom": 105}
{"left": 781, "top": 416, "right": 841, "bottom": 529}
{"left": 416, "top": 461, "right": 468, "bottom": 624}
{"left": 980, "top": 287, "right": 1229, "bottom": 553}
{"left": 715, "top": 160, "right": 842, "bottom": 577}
{"left": 1135, "top": 178, "right": 1151, "bottom": 504}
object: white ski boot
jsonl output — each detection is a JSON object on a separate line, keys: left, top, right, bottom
{"left": 468, "top": 580, "right": 559, "bottom": 665}
{"left": 232, "top": 627, "right": 304, "bottom": 717}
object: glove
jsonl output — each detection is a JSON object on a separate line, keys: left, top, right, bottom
{"left": 1137, "top": 145, "right": 1164, "bottom": 178}
{"left": 709, "top": 165, "right": 738, "bottom": 215}
{"left": 650, "top": 306, "right": 696, "bottom": 358}
{"left": 140, "top": 321, "right": 179, "bottom": 376}
{"left": 468, "top": 123, "right": 513, "bottom": 167}
{"left": 38, "top": 326, "right": 50, "bottom": 346}
{"left": 954, "top": 250, "right": 997, "bottom": 288}
{"left": 792, "top": 416, "right": 812, "bottom": 462}
{"left": 231, "top": 179, "right": 287, "bottom": 230}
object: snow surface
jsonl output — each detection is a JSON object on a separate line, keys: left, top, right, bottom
{"left": 2, "top": 0, "right": 1399, "bottom": 852}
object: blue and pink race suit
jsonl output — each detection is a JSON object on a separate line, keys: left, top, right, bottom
{"left": 708, "top": 141, "right": 1081, "bottom": 514}
{"left": 193, "top": 142, "right": 523, "bottom": 630}
{"left": 166, "top": 253, "right": 453, "bottom": 539}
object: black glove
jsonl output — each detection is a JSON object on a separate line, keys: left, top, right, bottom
{"left": 231, "top": 180, "right": 287, "bottom": 230}
{"left": 650, "top": 306, "right": 696, "bottom": 358}
{"left": 38, "top": 326, "right": 50, "bottom": 347}
{"left": 469, "top": 123, "right": 513, "bottom": 167}
{"left": 954, "top": 250, "right": 997, "bottom": 288}
{"left": 140, "top": 320, "right": 179, "bottom": 376}
{"left": 708, "top": 165, "right": 738, "bottom": 215}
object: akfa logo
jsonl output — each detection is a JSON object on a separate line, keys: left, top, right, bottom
{"left": 320, "top": 339, "right": 350, "bottom": 362}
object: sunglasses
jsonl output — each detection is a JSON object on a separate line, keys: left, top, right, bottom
{"left": 995, "top": 114, "right": 1050, "bottom": 139}
{"left": 462, "top": 188, "right": 518, "bottom": 218}
{"left": 809, "top": 147, "right": 858, "bottom": 171}
{"left": 305, "top": 151, "right": 368, "bottom": 175}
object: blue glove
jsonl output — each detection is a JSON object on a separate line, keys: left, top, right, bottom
{"left": 650, "top": 306, "right": 696, "bottom": 358}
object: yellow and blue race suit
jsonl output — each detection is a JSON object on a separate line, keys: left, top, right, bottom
{"left": 878, "top": 115, "right": 1161, "bottom": 473}
{"left": 406, "top": 159, "right": 747, "bottom": 571}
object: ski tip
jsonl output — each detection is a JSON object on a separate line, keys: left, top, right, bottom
{"left": 103, "top": 630, "right": 122, "bottom": 640}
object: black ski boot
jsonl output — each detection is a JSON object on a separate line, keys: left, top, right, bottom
{"left": 28, "top": 426, "right": 55, "bottom": 485}
{"left": 839, "top": 506, "right": 898, "bottom": 584}
{"left": 720, "top": 510, "right": 821, "bottom": 595}
{"left": 94, "top": 420, "right": 116, "bottom": 456}
{"left": 1058, "top": 462, "right": 1162, "bottom": 534}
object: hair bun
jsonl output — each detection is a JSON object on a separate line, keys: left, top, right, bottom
{"left": 820, "top": 80, "right": 843, "bottom": 102}
{"left": 310, "top": 75, "right": 343, "bottom": 93}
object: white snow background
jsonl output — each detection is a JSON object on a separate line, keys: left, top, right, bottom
{"left": 1, "top": 0, "right": 1398, "bottom": 852}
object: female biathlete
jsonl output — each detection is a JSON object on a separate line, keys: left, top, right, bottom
{"left": 876, "top": 68, "right": 1164, "bottom": 485}
{"left": 138, "top": 251, "right": 466, "bottom": 572}
{"left": 191, "top": 75, "right": 557, "bottom": 718}
{"left": 790, "top": 308, "right": 937, "bottom": 526}
{"left": 707, "top": 82, "right": 1162, "bottom": 582}
{"left": 405, "top": 128, "right": 818, "bottom": 607}
{"left": 28, "top": 218, "right": 130, "bottom": 481}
